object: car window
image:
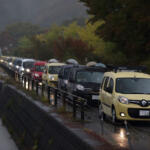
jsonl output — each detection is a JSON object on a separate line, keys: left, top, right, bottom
{"left": 59, "top": 68, "right": 63, "bottom": 78}
{"left": 68, "top": 69, "right": 74, "bottom": 81}
{"left": 35, "top": 65, "right": 45, "bottom": 72}
{"left": 64, "top": 68, "right": 71, "bottom": 79}
{"left": 116, "top": 78, "right": 150, "bottom": 94}
{"left": 100, "top": 77, "right": 106, "bottom": 89}
{"left": 107, "top": 78, "right": 114, "bottom": 93}
{"left": 76, "top": 71, "right": 104, "bottom": 84}
{"left": 104, "top": 77, "right": 109, "bottom": 91}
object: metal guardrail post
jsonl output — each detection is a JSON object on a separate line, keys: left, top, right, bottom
{"left": 47, "top": 86, "right": 51, "bottom": 104}
{"left": 28, "top": 78, "right": 30, "bottom": 90}
{"left": 54, "top": 89, "right": 58, "bottom": 106}
{"left": 15, "top": 72, "right": 17, "bottom": 81}
{"left": 32, "top": 80, "right": 34, "bottom": 91}
{"left": 62, "top": 92, "right": 66, "bottom": 108}
{"left": 36, "top": 81, "right": 39, "bottom": 95}
{"left": 22, "top": 75, "right": 23, "bottom": 83}
{"left": 73, "top": 97, "right": 77, "bottom": 119}
{"left": 41, "top": 84, "right": 45, "bottom": 96}
{"left": 18, "top": 73, "right": 20, "bottom": 82}
{"left": 81, "top": 100, "right": 85, "bottom": 121}
{"left": 24, "top": 76, "right": 26, "bottom": 88}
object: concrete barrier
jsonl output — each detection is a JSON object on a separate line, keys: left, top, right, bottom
{"left": 0, "top": 81, "right": 102, "bottom": 150}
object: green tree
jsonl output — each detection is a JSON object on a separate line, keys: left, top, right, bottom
{"left": 80, "top": 0, "right": 150, "bottom": 64}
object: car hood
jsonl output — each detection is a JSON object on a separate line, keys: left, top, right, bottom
{"left": 116, "top": 93, "right": 150, "bottom": 100}
{"left": 78, "top": 82, "right": 101, "bottom": 92}
{"left": 34, "top": 71, "right": 43, "bottom": 76}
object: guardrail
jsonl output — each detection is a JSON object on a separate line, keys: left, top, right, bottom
{"left": 0, "top": 63, "right": 86, "bottom": 121}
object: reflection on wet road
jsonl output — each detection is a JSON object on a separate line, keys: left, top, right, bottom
{"left": 84, "top": 107, "right": 150, "bottom": 150}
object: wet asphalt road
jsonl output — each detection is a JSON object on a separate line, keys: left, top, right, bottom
{"left": 83, "top": 107, "right": 150, "bottom": 150}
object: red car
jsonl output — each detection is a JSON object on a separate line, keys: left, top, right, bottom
{"left": 31, "top": 61, "right": 46, "bottom": 82}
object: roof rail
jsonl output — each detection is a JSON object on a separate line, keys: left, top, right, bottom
{"left": 107, "top": 65, "right": 147, "bottom": 73}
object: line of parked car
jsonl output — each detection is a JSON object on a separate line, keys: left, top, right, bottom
{"left": 1, "top": 56, "right": 150, "bottom": 123}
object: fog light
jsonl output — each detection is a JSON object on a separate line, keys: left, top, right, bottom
{"left": 120, "top": 112, "right": 125, "bottom": 117}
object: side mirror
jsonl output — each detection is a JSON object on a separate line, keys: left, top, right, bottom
{"left": 44, "top": 70, "right": 47, "bottom": 73}
{"left": 58, "top": 74, "right": 62, "bottom": 78}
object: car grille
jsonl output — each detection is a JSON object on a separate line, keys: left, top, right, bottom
{"left": 129, "top": 100, "right": 150, "bottom": 107}
{"left": 84, "top": 88, "right": 99, "bottom": 94}
{"left": 128, "top": 108, "right": 150, "bottom": 119}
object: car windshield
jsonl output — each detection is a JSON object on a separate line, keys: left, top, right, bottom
{"left": 64, "top": 68, "right": 71, "bottom": 79}
{"left": 49, "top": 66, "right": 61, "bottom": 74}
{"left": 23, "top": 61, "right": 34, "bottom": 68}
{"left": 116, "top": 78, "right": 150, "bottom": 94}
{"left": 16, "top": 60, "right": 22, "bottom": 66}
{"left": 35, "top": 65, "right": 45, "bottom": 72}
{"left": 76, "top": 71, "right": 104, "bottom": 84}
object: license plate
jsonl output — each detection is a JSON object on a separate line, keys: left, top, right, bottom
{"left": 92, "top": 95, "right": 99, "bottom": 100}
{"left": 139, "top": 110, "right": 150, "bottom": 116}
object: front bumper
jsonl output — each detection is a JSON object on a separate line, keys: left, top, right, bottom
{"left": 75, "top": 91, "right": 100, "bottom": 106}
{"left": 116, "top": 103, "right": 150, "bottom": 121}
{"left": 48, "top": 81, "right": 58, "bottom": 87}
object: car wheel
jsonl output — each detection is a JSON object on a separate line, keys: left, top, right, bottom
{"left": 98, "top": 103, "right": 105, "bottom": 120}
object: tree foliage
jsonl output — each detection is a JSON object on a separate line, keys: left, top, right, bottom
{"left": 80, "top": 0, "right": 150, "bottom": 64}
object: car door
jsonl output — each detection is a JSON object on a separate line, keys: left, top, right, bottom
{"left": 42, "top": 66, "right": 48, "bottom": 83}
{"left": 104, "top": 78, "right": 114, "bottom": 116}
{"left": 67, "top": 69, "right": 74, "bottom": 94}
{"left": 101, "top": 77, "right": 110, "bottom": 115}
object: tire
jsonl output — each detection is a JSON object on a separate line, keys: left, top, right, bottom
{"left": 98, "top": 103, "right": 105, "bottom": 120}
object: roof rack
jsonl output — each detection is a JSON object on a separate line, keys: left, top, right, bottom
{"left": 107, "top": 65, "right": 147, "bottom": 73}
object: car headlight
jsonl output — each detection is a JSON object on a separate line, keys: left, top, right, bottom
{"left": 21, "top": 68, "right": 24, "bottom": 71}
{"left": 49, "top": 75, "right": 55, "bottom": 81}
{"left": 39, "top": 82, "right": 42, "bottom": 86}
{"left": 9, "top": 62, "right": 12, "bottom": 66}
{"left": 51, "top": 76, "right": 55, "bottom": 81}
{"left": 76, "top": 84, "right": 85, "bottom": 91}
{"left": 16, "top": 65, "right": 19, "bottom": 69}
{"left": 64, "top": 80, "right": 68, "bottom": 85}
{"left": 35, "top": 73, "right": 39, "bottom": 77}
{"left": 118, "top": 96, "right": 129, "bottom": 104}
{"left": 26, "top": 69, "right": 30, "bottom": 72}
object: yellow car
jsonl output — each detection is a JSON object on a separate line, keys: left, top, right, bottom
{"left": 99, "top": 70, "right": 150, "bottom": 123}
{"left": 42, "top": 62, "right": 65, "bottom": 87}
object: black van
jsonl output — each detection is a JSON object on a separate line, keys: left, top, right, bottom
{"left": 58, "top": 65, "right": 83, "bottom": 91}
{"left": 67, "top": 66, "right": 106, "bottom": 106}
